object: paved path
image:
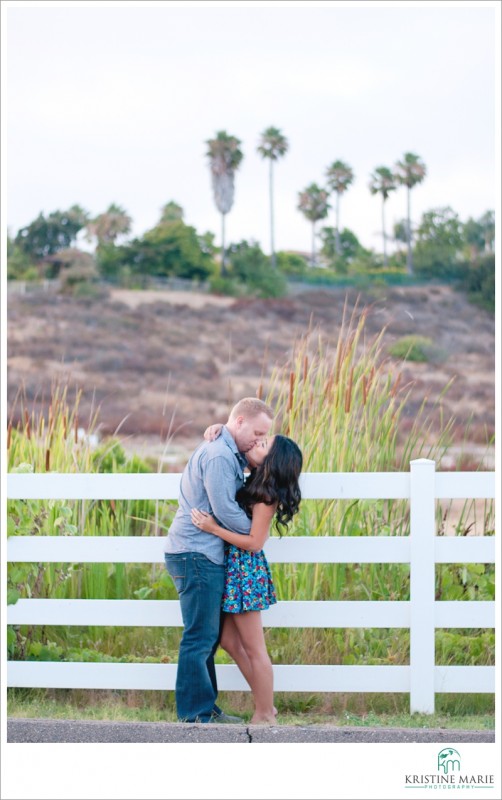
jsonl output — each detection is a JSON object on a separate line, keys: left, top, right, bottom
{"left": 7, "top": 718, "right": 495, "bottom": 744}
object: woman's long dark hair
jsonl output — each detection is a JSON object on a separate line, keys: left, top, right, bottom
{"left": 236, "top": 435, "right": 303, "bottom": 536}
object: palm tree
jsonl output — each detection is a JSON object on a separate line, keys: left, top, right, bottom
{"left": 297, "top": 183, "right": 330, "bottom": 266}
{"left": 86, "top": 203, "right": 132, "bottom": 247}
{"left": 326, "top": 160, "right": 354, "bottom": 256}
{"left": 369, "top": 167, "right": 397, "bottom": 267}
{"left": 393, "top": 219, "right": 409, "bottom": 258}
{"left": 394, "top": 152, "right": 427, "bottom": 275}
{"left": 257, "top": 126, "right": 289, "bottom": 270}
{"left": 206, "top": 130, "right": 244, "bottom": 275}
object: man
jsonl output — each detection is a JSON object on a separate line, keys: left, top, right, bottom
{"left": 164, "top": 397, "right": 274, "bottom": 723}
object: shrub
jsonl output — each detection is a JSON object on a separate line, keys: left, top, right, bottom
{"left": 389, "top": 335, "right": 445, "bottom": 363}
{"left": 276, "top": 251, "right": 309, "bottom": 276}
{"left": 224, "top": 240, "right": 287, "bottom": 298}
{"left": 462, "top": 254, "right": 495, "bottom": 312}
{"left": 208, "top": 275, "right": 245, "bottom": 297}
{"left": 413, "top": 207, "right": 466, "bottom": 279}
{"left": 72, "top": 281, "right": 109, "bottom": 300}
{"left": 22, "top": 267, "right": 41, "bottom": 282}
{"left": 59, "top": 259, "right": 100, "bottom": 294}
{"left": 7, "top": 240, "right": 37, "bottom": 280}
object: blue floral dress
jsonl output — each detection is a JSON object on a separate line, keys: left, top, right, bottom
{"left": 222, "top": 544, "right": 277, "bottom": 613}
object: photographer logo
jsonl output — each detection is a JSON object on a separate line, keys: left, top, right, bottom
{"left": 404, "top": 748, "right": 495, "bottom": 790}
{"left": 438, "top": 748, "right": 461, "bottom": 775}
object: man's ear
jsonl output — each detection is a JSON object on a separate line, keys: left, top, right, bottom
{"left": 235, "top": 415, "right": 244, "bottom": 428}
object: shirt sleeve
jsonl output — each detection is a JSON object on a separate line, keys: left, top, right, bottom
{"left": 203, "top": 455, "right": 252, "bottom": 535}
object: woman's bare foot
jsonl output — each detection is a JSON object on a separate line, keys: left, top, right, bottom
{"left": 250, "top": 713, "right": 277, "bottom": 725}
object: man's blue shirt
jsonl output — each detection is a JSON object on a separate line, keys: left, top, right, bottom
{"left": 163, "top": 426, "right": 252, "bottom": 564}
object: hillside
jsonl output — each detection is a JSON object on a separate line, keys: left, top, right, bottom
{"left": 7, "top": 283, "right": 494, "bottom": 468}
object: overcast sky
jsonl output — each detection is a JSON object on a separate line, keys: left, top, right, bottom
{"left": 6, "top": 2, "right": 498, "bottom": 255}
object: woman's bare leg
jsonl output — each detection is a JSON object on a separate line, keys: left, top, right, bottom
{"left": 232, "top": 610, "right": 275, "bottom": 723}
{"left": 219, "top": 614, "right": 254, "bottom": 689}
{"left": 220, "top": 614, "right": 278, "bottom": 718}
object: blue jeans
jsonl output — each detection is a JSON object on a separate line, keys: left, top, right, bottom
{"left": 164, "top": 552, "right": 225, "bottom": 722}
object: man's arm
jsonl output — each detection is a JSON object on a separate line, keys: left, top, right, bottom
{"left": 192, "top": 503, "right": 276, "bottom": 552}
{"left": 203, "top": 455, "right": 252, "bottom": 535}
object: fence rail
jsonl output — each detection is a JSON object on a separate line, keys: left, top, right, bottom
{"left": 6, "top": 459, "right": 496, "bottom": 713}
{"left": 7, "top": 279, "right": 60, "bottom": 295}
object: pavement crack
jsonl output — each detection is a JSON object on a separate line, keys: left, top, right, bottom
{"left": 246, "top": 726, "right": 253, "bottom": 743}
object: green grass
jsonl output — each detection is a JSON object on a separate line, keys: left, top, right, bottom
{"left": 7, "top": 689, "right": 494, "bottom": 729}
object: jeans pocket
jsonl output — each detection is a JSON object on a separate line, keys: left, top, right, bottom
{"left": 165, "top": 556, "right": 186, "bottom": 594}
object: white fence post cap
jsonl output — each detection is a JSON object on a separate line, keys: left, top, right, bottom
{"left": 410, "top": 458, "right": 436, "bottom": 466}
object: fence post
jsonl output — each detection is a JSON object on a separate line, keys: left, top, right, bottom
{"left": 409, "top": 458, "right": 436, "bottom": 713}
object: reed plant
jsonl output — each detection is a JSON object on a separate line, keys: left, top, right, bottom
{"left": 256, "top": 300, "right": 493, "bottom": 616}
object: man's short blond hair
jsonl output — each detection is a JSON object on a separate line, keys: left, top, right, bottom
{"left": 229, "top": 397, "right": 274, "bottom": 421}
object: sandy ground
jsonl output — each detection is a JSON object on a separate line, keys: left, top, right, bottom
{"left": 109, "top": 288, "right": 235, "bottom": 309}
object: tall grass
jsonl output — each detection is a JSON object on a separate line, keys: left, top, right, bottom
{"left": 256, "top": 300, "right": 494, "bottom": 611}
{"left": 7, "top": 308, "right": 495, "bottom": 715}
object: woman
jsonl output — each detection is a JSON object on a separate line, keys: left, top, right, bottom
{"left": 191, "top": 432, "right": 302, "bottom": 724}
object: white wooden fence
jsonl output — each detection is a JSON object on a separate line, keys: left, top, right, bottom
{"left": 7, "top": 459, "right": 496, "bottom": 713}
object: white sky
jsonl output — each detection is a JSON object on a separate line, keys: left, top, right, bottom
{"left": 5, "top": 1, "right": 498, "bottom": 254}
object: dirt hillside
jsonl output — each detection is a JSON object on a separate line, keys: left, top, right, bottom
{"left": 7, "top": 283, "right": 494, "bottom": 467}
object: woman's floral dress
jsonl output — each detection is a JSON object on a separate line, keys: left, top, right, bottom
{"left": 222, "top": 544, "right": 277, "bottom": 613}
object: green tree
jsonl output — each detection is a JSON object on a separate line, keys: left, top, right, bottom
{"left": 463, "top": 211, "right": 495, "bottom": 263}
{"left": 297, "top": 183, "right": 330, "bottom": 266}
{"left": 15, "top": 205, "right": 89, "bottom": 260}
{"left": 95, "top": 243, "right": 126, "bottom": 281}
{"left": 86, "top": 203, "right": 132, "bottom": 247}
{"left": 160, "top": 201, "right": 184, "bottom": 222}
{"left": 227, "top": 239, "right": 286, "bottom": 297}
{"left": 198, "top": 230, "right": 217, "bottom": 259}
{"left": 369, "top": 166, "right": 397, "bottom": 267}
{"left": 325, "top": 160, "right": 354, "bottom": 255}
{"left": 393, "top": 219, "right": 409, "bottom": 247}
{"left": 119, "top": 219, "right": 214, "bottom": 280}
{"left": 276, "top": 251, "right": 308, "bottom": 277}
{"left": 206, "top": 131, "right": 244, "bottom": 276}
{"left": 463, "top": 217, "right": 486, "bottom": 262}
{"left": 7, "top": 233, "right": 37, "bottom": 279}
{"left": 478, "top": 210, "right": 495, "bottom": 252}
{"left": 413, "top": 206, "right": 464, "bottom": 279}
{"left": 462, "top": 252, "right": 495, "bottom": 311}
{"left": 44, "top": 248, "right": 100, "bottom": 294}
{"left": 319, "top": 226, "right": 370, "bottom": 273}
{"left": 394, "top": 152, "right": 427, "bottom": 275}
{"left": 257, "top": 126, "right": 289, "bottom": 270}
{"left": 390, "top": 219, "right": 410, "bottom": 268}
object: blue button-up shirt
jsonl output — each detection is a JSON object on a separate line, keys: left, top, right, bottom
{"left": 163, "top": 426, "right": 252, "bottom": 564}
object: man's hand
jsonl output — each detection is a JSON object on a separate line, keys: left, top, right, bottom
{"left": 204, "top": 423, "right": 224, "bottom": 442}
{"left": 191, "top": 509, "right": 219, "bottom": 533}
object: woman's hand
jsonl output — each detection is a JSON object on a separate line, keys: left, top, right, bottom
{"left": 191, "top": 509, "right": 219, "bottom": 534}
{"left": 204, "top": 423, "right": 223, "bottom": 442}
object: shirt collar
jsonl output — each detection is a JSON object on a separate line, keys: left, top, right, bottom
{"left": 221, "top": 425, "right": 248, "bottom": 467}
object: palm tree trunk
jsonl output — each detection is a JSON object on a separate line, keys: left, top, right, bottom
{"left": 269, "top": 159, "right": 276, "bottom": 270}
{"left": 382, "top": 197, "right": 387, "bottom": 267}
{"left": 406, "top": 186, "right": 413, "bottom": 275}
{"left": 311, "top": 221, "right": 316, "bottom": 267}
{"left": 335, "top": 192, "right": 341, "bottom": 256}
{"left": 221, "top": 213, "right": 227, "bottom": 277}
